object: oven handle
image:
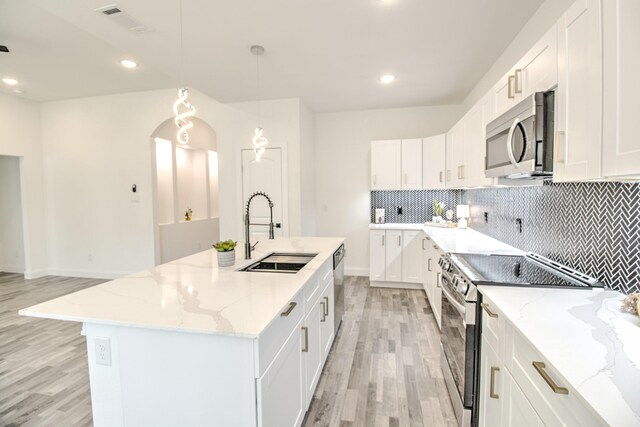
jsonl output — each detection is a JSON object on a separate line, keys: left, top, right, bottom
{"left": 506, "top": 118, "right": 523, "bottom": 168}
{"left": 440, "top": 279, "right": 466, "bottom": 316}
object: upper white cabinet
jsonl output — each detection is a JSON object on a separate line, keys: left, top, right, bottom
{"left": 401, "top": 139, "right": 423, "bottom": 190}
{"left": 446, "top": 121, "right": 465, "bottom": 188}
{"left": 519, "top": 25, "right": 558, "bottom": 97}
{"left": 422, "top": 135, "right": 446, "bottom": 189}
{"left": 464, "top": 98, "right": 494, "bottom": 187}
{"left": 554, "top": 0, "right": 603, "bottom": 182}
{"left": 602, "top": 0, "right": 640, "bottom": 177}
{"left": 371, "top": 140, "right": 401, "bottom": 190}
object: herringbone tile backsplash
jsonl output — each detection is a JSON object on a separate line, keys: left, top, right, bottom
{"left": 462, "top": 182, "right": 640, "bottom": 294}
{"left": 370, "top": 182, "right": 640, "bottom": 294}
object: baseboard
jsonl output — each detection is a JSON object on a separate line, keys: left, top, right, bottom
{"left": 0, "top": 265, "right": 25, "bottom": 274}
{"left": 370, "top": 280, "right": 424, "bottom": 290}
{"left": 345, "top": 267, "right": 368, "bottom": 277}
{"left": 24, "top": 269, "right": 47, "bottom": 279}
{"left": 46, "top": 269, "right": 128, "bottom": 280}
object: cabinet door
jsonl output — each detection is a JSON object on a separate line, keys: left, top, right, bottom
{"left": 319, "top": 280, "right": 335, "bottom": 360}
{"left": 463, "top": 100, "right": 493, "bottom": 187}
{"left": 401, "top": 230, "right": 423, "bottom": 283}
{"left": 257, "top": 322, "right": 304, "bottom": 427}
{"left": 602, "top": 0, "right": 640, "bottom": 177}
{"left": 446, "top": 121, "right": 465, "bottom": 188}
{"left": 555, "top": 0, "right": 602, "bottom": 182}
{"left": 422, "top": 135, "right": 446, "bottom": 189}
{"left": 302, "top": 304, "right": 322, "bottom": 409}
{"left": 518, "top": 24, "right": 558, "bottom": 97}
{"left": 478, "top": 337, "right": 502, "bottom": 427}
{"left": 422, "top": 236, "right": 436, "bottom": 300}
{"left": 385, "top": 230, "right": 403, "bottom": 282}
{"left": 371, "top": 140, "right": 401, "bottom": 190}
{"left": 501, "top": 370, "right": 545, "bottom": 427}
{"left": 401, "top": 139, "right": 423, "bottom": 190}
{"left": 492, "top": 70, "right": 518, "bottom": 118}
{"left": 369, "top": 230, "right": 386, "bottom": 282}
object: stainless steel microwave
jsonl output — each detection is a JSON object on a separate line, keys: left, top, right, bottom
{"left": 485, "top": 91, "right": 555, "bottom": 179}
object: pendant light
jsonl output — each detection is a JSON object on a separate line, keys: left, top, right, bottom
{"left": 251, "top": 45, "right": 268, "bottom": 162}
{"left": 173, "top": 0, "right": 195, "bottom": 145}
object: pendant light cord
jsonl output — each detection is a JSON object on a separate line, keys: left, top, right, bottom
{"left": 256, "top": 52, "right": 261, "bottom": 127}
{"left": 179, "top": 0, "right": 184, "bottom": 87}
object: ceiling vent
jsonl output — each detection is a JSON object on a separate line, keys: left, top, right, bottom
{"left": 94, "top": 4, "right": 153, "bottom": 34}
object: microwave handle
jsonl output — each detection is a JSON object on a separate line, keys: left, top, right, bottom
{"left": 506, "top": 118, "right": 524, "bottom": 168}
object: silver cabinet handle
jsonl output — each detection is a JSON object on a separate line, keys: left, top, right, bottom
{"left": 481, "top": 303, "right": 498, "bottom": 318}
{"left": 490, "top": 367, "right": 500, "bottom": 399}
{"left": 428, "top": 258, "right": 432, "bottom": 272}
{"left": 554, "top": 131, "right": 566, "bottom": 163}
{"left": 508, "top": 75, "right": 515, "bottom": 99}
{"left": 398, "top": 235, "right": 401, "bottom": 246}
{"left": 422, "top": 239, "right": 426, "bottom": 250}
{"left": 320, "top": 301, "right": 326, "bottom": 322}
{"left": 436, "top": 272, "right": 441, "bottom": 288}
{"left": 323, "top": 296, "right": 329, "bottom": 317}
{"left": 457, "top": 165, "right": 465, "bottom": 180}
{"left": 281, "top": 302, "right": 297, "bottom": 316}
{"left": 514, "top": 69, "right": 522, "bottom": 94}
{"left": 439, "top": 171, "right": 443, "bottom": 183}
{"left": 301, "top": 326, "right": 309, "bottom": 352}
{"left": 532, "top": 361, "right": 568, "bottom": 395}
{"left": 382, "top": 235, "right": 385, "bottom": 246}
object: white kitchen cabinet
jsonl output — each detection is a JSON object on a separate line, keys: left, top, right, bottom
{"left": 463, "top": 99, "right": 493, "bottom": 187}
{"left": 554, "top": 0, "right": 603, "bottom": 182}
{"left": 446, "top": 121, "right": 465, "bottom": 188}
{"left": 371, "top": 140, "right": 401, "bottom": 190}
{"left": 401, "top": 139, "right": 423, "bottom": 190}
{"left": 369, "top": 230, "right": 386, "bottom": 282}
{"left": 501, "top": 370, "right": 545, "bottom": 427}
{"left": 385, "top": 229, "right": 403, "bottom": 282}
{"left": 401, "top": 230, "right": 423, "bottom": 284}
{"left": 301, "top": 298, "right": 322, "bottom": 409}
{"left": 479, "top": 337, "right": 503, "bottom": 427}
{"left": 602, "top": 0, "right": 640, "bottom": 177}
{"left": 518, "top": 24, "right": 558, "bottom": 97}
{"left": 257, "top": 321, "right": 305, "bottom": 427}
{"left": 422, "top": 236, "right": 443, "bottom": 329}
{"left": 422, "top": 134, "right": 446, "bottom": 189}
{"left": 491, "top": 69, "right": 518, "bottom": 119}
{"left": 319, "top": 280, "right": 335, "bottom": 360}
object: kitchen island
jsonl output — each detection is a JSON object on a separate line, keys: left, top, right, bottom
{"left": 20, "top": 237, "right": 345, "bottom": 427}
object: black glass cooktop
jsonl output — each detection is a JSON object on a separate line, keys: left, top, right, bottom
{"left": 449, "top": 253, "right": 604, "bottom": 288}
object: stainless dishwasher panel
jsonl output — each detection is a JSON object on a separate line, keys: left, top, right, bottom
{"left": 333, "top": 244, "right": 345, "bottom": 333}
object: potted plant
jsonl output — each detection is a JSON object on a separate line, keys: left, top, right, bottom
{"left": 432, "top": 200, "right": 446, "bottom": 223}
{"left": 185, "top": 208, "right": 193, "bottom": 221}
{"left": 213, "top": 240, "right": 237, "bottom": 267}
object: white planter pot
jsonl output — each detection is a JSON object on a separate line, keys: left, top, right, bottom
{"left": 217, "top": 250, "right": 236, "bottom": 267}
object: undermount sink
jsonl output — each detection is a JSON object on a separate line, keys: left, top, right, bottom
{"left": 240, "top": 253, "right": 318, "bottom": 274}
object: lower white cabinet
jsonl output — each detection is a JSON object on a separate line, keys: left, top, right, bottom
{"left": 301, "top": 298, "right": 323, "bottom": 409}
{"left": 319, "top": 279, "right": 335, "bottom": 360}
{"left": 478, "top": 337, "right": 502, "bottom": 427}
{"left": 501, "top": 369, "right": 545, "bottom": 427}
{"left": 422, "top": 237, "right": 443, "bottom": 329}
{"left": 257, "top": 320, "right": 305, "bottom": 427}
{"left": 369, "top": 229, "right": 425, "bottom": 286}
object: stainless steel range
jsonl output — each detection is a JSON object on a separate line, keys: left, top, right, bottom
{"left": 438, "top": 252, "right": 604, "bottom": 427}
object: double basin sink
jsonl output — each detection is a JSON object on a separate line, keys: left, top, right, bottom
{"left": 240, "top": 253, "right": 318, "bottom": 274}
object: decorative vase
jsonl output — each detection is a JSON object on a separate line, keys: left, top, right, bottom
{"left": 217, "top": 250, "right": 236, "bottom": 267}
{"left": 432, "top": 216, "right": 443, "bottom": 223}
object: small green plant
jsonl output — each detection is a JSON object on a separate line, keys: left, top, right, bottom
{"left": 185, "top": 208, "right": 193, "bottom": 221}
{"left": 213, "top": 240, "right": 237, "bottom": 252}
{"left": 432, "top": 200, "right": 446, "bottom": 217}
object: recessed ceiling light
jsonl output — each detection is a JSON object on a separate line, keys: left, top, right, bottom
{"left": 379, "top": 74, "right": 396, "bottom": 84}
{"left": 120, "top": 59, "right": 138, "bottom": 69}
{"left": 2, "top": 77, "right": 18, "bottom": 85}
{"left": 12, "top": 88, "right": 23, "bottom": 94}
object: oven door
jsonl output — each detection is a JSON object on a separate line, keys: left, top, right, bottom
{"left": 440, "top": 275, "right": 476, "bottom": 411}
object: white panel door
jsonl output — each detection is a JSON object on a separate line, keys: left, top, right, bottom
{"left": 301, "top": 304, "right": 322, "bottom": 409}
{"left": 479, "top": 337, "right": 503, "bottom": 427}
{"left": 422, "top": 135, "right": 446, "bottom": 189}
{"left": 602, "top": 0, "right": 640, "bottom": 177}
{"left": 446, "top": 121, "right": 465, "bottom": 188}
{"left": 369, "top": 230, "right": 386, "bottom": 281}
{"left": 401, "top": 230, "right": 423, "bottom": 283}
{"left": 518, "top": 24, "right": 558, "bottom": 96}
{"left": 401, "top": 139, "right": 423, "bottom": 190}
{"left": 371, "top": 140, "right": 401, "bottom": 190}
{"left": 242, "top": 148, "right": 285, "bottom": 239}
{"left": 257, "top": 324, "right": 304, "bottom": 427}
{"left": 384, "top": 230, "right": 403, "bottom": 282}
{"left": 555, "top": 0, "right": 603, "bottom": 182}
{"left": 501, "top": 370, "right": 545, "bottom": 427}
{"left": 319, "top": 281, "right": 335, "bottom": 360}
{"left": 492, "top": 70, "right": 518, "bottom": 118}
{"left": 463, "top": 101, "right": 493, "bottom": 187}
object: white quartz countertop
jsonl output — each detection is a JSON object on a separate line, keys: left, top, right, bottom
{"left": 20, "top": 237, "right": 344, "bottom": 339}
{"left": 479, "top": 285, "right": 640, "bottom": 426}
{"left": 368, "top": 223, "right": 524, "bottom": 256}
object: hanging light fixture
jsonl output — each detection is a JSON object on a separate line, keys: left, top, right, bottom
{"left": 250, "top": 45, "right": 268, "bottom": 162}
{"left": 173, "top": 0, "right": 195, "bottom": 145}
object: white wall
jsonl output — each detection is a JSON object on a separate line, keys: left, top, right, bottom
{"left": 299, "top": 101, "right": 316, "bottom": 236}
{"left": 0, "top": 156, "right": 26, "bottom": 273}
{"left": 462, "top": 0, "right": 574, "bottom": 109}
{"left": 41, "top": 90, "right": 302, "bottom": 278}
{"left": 314, "top": 105, "right": 464, "bottom": 276}
{"left": 0, "top": 93, "right": 47, "bottom": 278}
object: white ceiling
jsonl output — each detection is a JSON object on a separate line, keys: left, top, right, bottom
{"left": 3, "top": 0, "right": 544, "bottom": 111}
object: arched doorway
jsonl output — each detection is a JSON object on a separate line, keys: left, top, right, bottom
{"left": 150, "top": 117, "right": 219, "bottom": 264}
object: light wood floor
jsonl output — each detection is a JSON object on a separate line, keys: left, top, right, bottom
{"left": 0, "top": 273, "right": 455, "bottom": 426}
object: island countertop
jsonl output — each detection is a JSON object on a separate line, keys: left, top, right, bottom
{"left": 20, "top": 237, "right": 344, "bottom": 339}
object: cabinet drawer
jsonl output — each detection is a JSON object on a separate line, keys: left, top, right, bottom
{"left": 480, "top": 296, "right": 504, "bottom": 358}
{"left": 256, "top": 291, "right": 304, "bottom": 377}
{"left": 304, "top": 259, "right": 332, "bottom": 310}
{"left": 506, "top": 326, "right": 606, "bottom": 427}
